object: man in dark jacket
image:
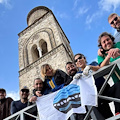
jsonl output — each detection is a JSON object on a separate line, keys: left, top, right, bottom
{"left": 65, "top": 62, "right": 86, "bottom": 120}
{"left": 11, "top": 86, "right": 37, "bottom": 120}
{"left": 0, "top": 88, "right": 13, "bottom": 120}
{"left": 29, "top": 78, "right": 43, "bottom": 102}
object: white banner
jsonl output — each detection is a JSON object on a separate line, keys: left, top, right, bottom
{"left": 36, "top": 76, "right": 97, "bottom": 120}
{"left": 71, "top": 75, "right": 98, "bottom": 106}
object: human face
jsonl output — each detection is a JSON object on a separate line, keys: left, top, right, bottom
{"left": 100, "top": 35, "right": 113, "bottom": 50}
{"left": 66, "top": 63, "right": 77, "bottom": 77}
{"left": 20, "top": 89, "right": 29, "bottom": 100}
{"left": 34, "top": 79, "right": 43, "bottom": 91}
{"left": 0, "top": 91, "right": 6, "bottom": 100}
{"left": 109, "top": 15, "right": 120, "bottom": 30}
{"left": 45, "top": 65, "right": 53, "bottom": 77}
{"left": 74, "top": 55, "right": 86, "bottom": 70}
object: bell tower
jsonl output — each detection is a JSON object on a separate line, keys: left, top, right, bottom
{"left": 18, "top": 6, "right": 74, "bottom": 91}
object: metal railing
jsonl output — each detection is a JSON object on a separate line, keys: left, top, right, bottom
{"left": 4, "top": 59, "right": 120, "bottom": 120}
{"left": 84, "top": 58, "right": 120, "bottom": 120}
{"left": 4, "top": 104, "right": 39, "bottom": 120}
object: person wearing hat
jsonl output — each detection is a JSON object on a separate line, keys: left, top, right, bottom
{"left": 10, "top": 86, "right": 30, "bottom": 114}
{"left": 0, "top": 88, "right": 13, "bottom": 120}
{"left": 11, "top": 86, "right": 37, "bottom": 120}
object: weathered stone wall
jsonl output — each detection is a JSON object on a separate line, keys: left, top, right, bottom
{"left": 27, "top": 9, "right": 48, "bottom": 26}
{"left": 18, "top": 12, "right": 72, "bottom": 70}
{"left": 18, "top": 6, "right": 74, "bottom": 94}
{"left": 19, "top": 44, "right": 73, "bottom": 95}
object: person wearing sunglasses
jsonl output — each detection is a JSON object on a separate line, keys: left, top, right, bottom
{"left": 108, "top": 13, "right": 120, "bottom": 33}
{"left": 11, "top": 86, "right": 30, "bottom": 114}
{"left": 98, "top": 13, "right": 120, "bottom": 57}
{"left": 74, "top": 53, "right": 106, "bottom": 91}
{"left": 73, "top": 53, "right": 116, "bottom": 119}
{"left": 11, "top": 86, "right": 37, "bottom": 120}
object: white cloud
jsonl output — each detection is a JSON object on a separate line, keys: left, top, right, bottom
{"left": 7, "top": 90, "right": 20, "bottom": 100}
{"left": 108, "top": 26, "right": 117, "bottom": 36}
{"left": 76, "top": 6, "right": 89, "bottom": 18}
{"left": 98, "top": 0, "right": 120, "bottom": 12}
{"left": 113, "top": 30, "right": 117, "bottom": 35}
{"left": 0, "top": 0, "right": 3, "bottom": 3}
{"left": 86, "top": 11, "right": 102, "bottom": 25}
{"left": 0, "top": 0, "right": 12, "bottom": 9}
{"left": 59, "top": 13, "right": 69, "bottom": 19}
{"left": 54, "top": 7, "right": 69, "bottom": 19}
{"left": 73, "top": 0, "right": 80, "bottom": 10}
{"left": 85, "top": 0, "right": 120, "bottom": 28}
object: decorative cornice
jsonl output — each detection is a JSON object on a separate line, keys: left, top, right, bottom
{"left": 18, "top": 6, "right": 70, "bottom": 43}
{"left": 18, "top": 12, "right": 50, "bottom": 37}
{"left": 19, "top": 43, "right": 71, "bottom": 76}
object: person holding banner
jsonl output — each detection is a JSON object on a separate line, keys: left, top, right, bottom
{"left": 74, "top": 54, "right": 103, "bottom": 92}
{"left": 74, "top": 53, "right": 120, "bottom": 117}
{"left": 29, "top": 78, "right": 44, "bottom": 103}
{"left": 65, "top": 61, "right": 112, "bottom": 119}
{"left": 65, "top": 61, "right": 87, "bottom": 120}
{"left": 36, "top": 64, "right": 86, "bottom": 120}
{"left": 40, "top": 64, "right": 72, "bottom": 95}
{"left": 65, "top": 62, "right": 78, "bottom": 79}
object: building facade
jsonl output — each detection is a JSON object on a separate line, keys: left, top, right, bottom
{"left": 18, "top": 6, "right": 74, "bottom": 93}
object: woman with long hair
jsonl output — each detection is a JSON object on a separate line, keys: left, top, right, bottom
{"left": 40, "top": 64, "right": 71, "bottom": 95}
{"left": 74, "top": 53, "right": 120, "bottom": 118}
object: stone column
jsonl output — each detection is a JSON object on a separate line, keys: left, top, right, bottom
{"left": 37, "top": 47, "right": 42, "bottom": 57}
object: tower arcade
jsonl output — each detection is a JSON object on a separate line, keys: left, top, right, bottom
{"left": 18, "top": 6, "right": 74, "bottom": 92}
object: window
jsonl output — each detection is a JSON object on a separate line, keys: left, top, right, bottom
{"left": 41, "top": 42, "right": 48, "bottom": 55}
{"left": 39, "top": 39, "right": 48, "bottom": 56}
{"left": 31, "top": 44, "right": 39, "bottom": 62}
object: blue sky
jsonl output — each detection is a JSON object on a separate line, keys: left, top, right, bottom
{"left": 0, "top": 0, "right": 120, "bottom": 100}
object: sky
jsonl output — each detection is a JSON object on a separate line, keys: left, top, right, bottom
{"left": 0, "top": 0, "right": 120, "bottom": 100}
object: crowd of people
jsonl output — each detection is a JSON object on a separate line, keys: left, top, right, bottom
{"left": 0, "top": 13, "right": 120, "bottom": 120}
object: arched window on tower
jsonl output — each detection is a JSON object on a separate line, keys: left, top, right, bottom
{"left": 39, "top": 40, "right": 48, "bottom": 56}
{"left": 31, "top": 44, "right": 39, "bottom": 62}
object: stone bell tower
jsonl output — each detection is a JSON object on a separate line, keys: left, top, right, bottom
{"left": 18, "top": 6, "right": 74, "bottom": 91}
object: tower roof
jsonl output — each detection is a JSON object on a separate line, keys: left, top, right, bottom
{"left": 27, "top": 6, "right": 52, "bottom": 26}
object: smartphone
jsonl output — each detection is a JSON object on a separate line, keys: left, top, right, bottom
{"left": 101, "top": 49, "right": 106, "bottom": 55}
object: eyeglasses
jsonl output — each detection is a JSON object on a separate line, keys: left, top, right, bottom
{"left": 21, "top": 89, "right": 29, "bottom": 93}
{"left": 110, "top": 17, "right": 118, "bottom": 25}
{"left": 74, "top": 56, "right": 82, "bottom": 63}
